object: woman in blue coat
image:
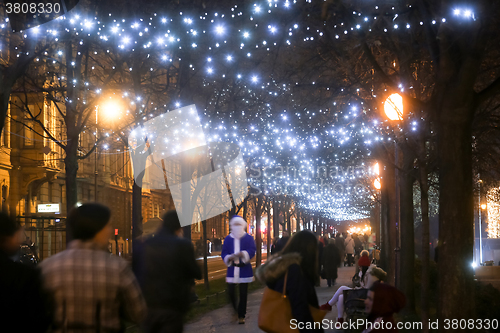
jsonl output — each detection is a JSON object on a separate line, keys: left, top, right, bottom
{"left": 221, "top": 216, "right": 256, "bottom": 324}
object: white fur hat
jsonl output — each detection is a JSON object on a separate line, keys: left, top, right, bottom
{"left": 229, "top": 215, "right": 247, "bottom": 227}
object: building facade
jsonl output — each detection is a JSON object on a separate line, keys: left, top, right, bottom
{"left": 1, "top": 94, "right": 228, "bottom": 260}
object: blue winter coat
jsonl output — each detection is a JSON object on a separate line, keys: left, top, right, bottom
{"left": 221, "top": 233, "right": 256, "bottom": 283}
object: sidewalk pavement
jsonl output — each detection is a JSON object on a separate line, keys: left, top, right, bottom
{"left": 184, "top": 266, "right": 356, "bottom": 333}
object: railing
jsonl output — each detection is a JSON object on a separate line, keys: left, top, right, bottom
{"left": 17, "top": 216, "right": 67, "bottom": 261}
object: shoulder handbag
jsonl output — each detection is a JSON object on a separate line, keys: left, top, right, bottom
{"left": 258, "top": 271, "right": 327, "bottom": 333}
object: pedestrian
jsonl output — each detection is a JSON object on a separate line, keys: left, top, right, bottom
{"left": 320, "top": 265, "right": 387, "bottom": 324}
{"left": 0, "top": 212, "right": 51, "bottom": 332}
{"left": 273, "top": 231, "right": 290, "bottom": 254}
{"left": 335, "top": 233, "right": 345, "bottom": 266}
{"left": 134, "top": 210, "right": 202, "bottom": 333}
{"left": 256, "top": 230, "right": 325, "bottom": 332}
{"left": 221, "top": 216, "right": 256, "bottom": 324}
{"left": 322, "top": 238, "right": 341, "bottom": 287}
{"left": 317, "top": 235, "right": 325, "bottom": 286}
{"left": 345, "top": 234, "right": 355, "bottom": 266}
{"left": 40, "top": 203, "right": 146, "bottom": 332}
{"left": 358, "top": 250, "right": 371, "bottom": 280}
{"left": 362, "top": 282, "right": 406, "bottom": 333}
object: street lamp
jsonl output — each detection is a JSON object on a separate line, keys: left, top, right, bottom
{"left": 384, "top": 93, "right": 404, "bottom": 121}
{"left": 95, "top": 98, "right": 121, "bottom": 201}
{"left": 384, "top": 93, "right": 403, "bottom": 286}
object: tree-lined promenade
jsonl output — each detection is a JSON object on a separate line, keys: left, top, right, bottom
{"left": 2, "top": 1, "right": 500, "bottom": 330}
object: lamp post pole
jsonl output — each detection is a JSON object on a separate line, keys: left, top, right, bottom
{"left": 95, "top": 106, "right": 98, "bottom": 201}
{"left": 384, "top": 93, "right": 403, "bottom": 287}
{"left": 394, "top": 140, "right": 400, "bottom": 288}
{"left": 478, "top": 179, "right": 483, "bottom": 264}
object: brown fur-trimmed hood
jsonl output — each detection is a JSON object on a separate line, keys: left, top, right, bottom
{"left": 256, "top": 253, "right": 301, "bottom": 284}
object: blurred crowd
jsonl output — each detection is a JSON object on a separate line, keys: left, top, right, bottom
{"left": 1, "top": 204, "right": 403, "bottom": 333}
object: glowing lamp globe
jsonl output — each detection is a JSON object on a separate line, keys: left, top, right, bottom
{"left": 101, "top": 100, "right": 121, "bottom": 120}
{"left": 384, "top": 93, "right": 404, "bottom": 121}
{"left": 374, "top": 162, "right": 380, "bottom": 176}
{"left": 374, "top": 178, "right": 381, "bottom": 190}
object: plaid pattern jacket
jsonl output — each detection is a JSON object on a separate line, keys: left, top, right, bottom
{"left": 40, "top": 240, "right": 147, "bottom": 332}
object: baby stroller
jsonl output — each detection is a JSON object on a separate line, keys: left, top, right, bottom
{"left": 343, "top": 288, "right": 368, "bottom": 333}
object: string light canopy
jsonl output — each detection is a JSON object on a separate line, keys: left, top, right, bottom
{"left": 1, "top": 0, "right": 442, "bottom": 221}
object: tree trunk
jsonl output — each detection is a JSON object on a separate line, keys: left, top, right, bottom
{"left": 243, "top": 197, "right": 248, "bottom": 221}
{"left": 380, "top": 159, "right": 396, "bottom": 286}
{"left": 437, "top": 114, "right": 475, "bottom": 322}
{"left": 132, "top": 179, "right": 143, "bottom": 253}
{"left": 255, "top": 196, "right": 262, "bottom": 267}
{"left": 64, "top": 137, "right": 79, "bottom": 242}
{"left": 202, "top": 219, "right": 209, "bottom": 290}
{"left": 419, "top": 157, "right": 430, "bottom": 333}
{"left": 266, "top": 199, "right": 272, "bottom": 256}
{"left": 400, "top": 144, "right": 416, "bottom": 312}
{"left": 273, "top": 198, "right": 279, "bottom": 239}
{"left": 286, "top": 203, "right": 291, "bottom": 233}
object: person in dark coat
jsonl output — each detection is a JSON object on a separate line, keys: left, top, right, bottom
{"left": 256, "top": 230, "right": 324, "bottom": 333}
{"left": 316, "top": 236, "right": 324, "bottom": 286}
{"left": 322, "top": 239, "right": 341, "bottom": 287}
{"left": 0, "top": 212, "right": 51, "bottom": 332}
{"left": 272, "top": 231, "right": 290, "bottom": 254}
{"left": 335, "top": 233, "right": 345, "bottom": 266}
{"left": 134, "top": 210, "right": 202, "bottom": 333}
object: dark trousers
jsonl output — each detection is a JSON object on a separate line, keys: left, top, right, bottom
{"left": 326, "top": 278, "right": 336, "bottom": 287}
{"left": 347, "top": 253, "right": 354, "bottom": 266}
{"left": 142, "top": 308, "right": 184, "bottom": 333}
{"left": 228, "top": 283, "right": 248, "bottom": 318}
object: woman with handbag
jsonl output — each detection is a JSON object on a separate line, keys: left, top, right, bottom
{"left": 256, "top": 230, "right": 326, "bottom": 333}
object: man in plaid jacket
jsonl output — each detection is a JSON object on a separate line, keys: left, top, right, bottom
{"left": 40, "top": 203, "right": 147, "bottom": 332}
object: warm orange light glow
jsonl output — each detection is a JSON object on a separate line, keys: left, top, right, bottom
{"left": 481, "top": 203, "right": 487, "bottom": 210}
{"left": 101, "top": 99, "right": 122, "bottom": 121}
{"left": 384, "top": 93, "right": 404, "bottom": 121}
{"left": 374, "top": 178, "right": 381, "bottom": 190}
{"left": 347, "top": 225, "right": 372, "bottom": 235}
{"left": 374, "top": 162, "right": 379, "bottom": 176}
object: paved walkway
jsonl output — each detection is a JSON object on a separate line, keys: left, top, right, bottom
{"left": 184, "top": 266, "right": 356, "bottom": 333}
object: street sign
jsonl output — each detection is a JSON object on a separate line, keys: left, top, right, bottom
{"left": 37, "top": 204, "right": 60, "bottom": 213}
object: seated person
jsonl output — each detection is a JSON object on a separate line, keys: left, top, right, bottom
{"left": 362, "top": 281, "right": 406, "bottom": 332}
{"left": 319, "top": 265, "right": 387, "bottom": 324}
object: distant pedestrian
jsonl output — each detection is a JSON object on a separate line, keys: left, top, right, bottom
{"left": 0, "top": 212, "right": 51, "bottom": 332}
{"left": 322, "top": 239, "right": 341, "bottom": 287}
{"left": 345, "top": 234, "right": 355, "bottom": 266}
{"left": 41, "top": 203, "right": 146, "bottom": 333}
{"left": 134, "top": 210, "right": 202, "bottom": 333}
{"left": 222, "top": 216, "right": 256, "bottom": 324}
{"left": 317, "top": 235, "right": 325, "bottom": 286}
{"left": 272, "top": 231, "right": 290, "bottom": 254}
{"left": 336, "top": 233, "right": 345, "bottom": 266}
